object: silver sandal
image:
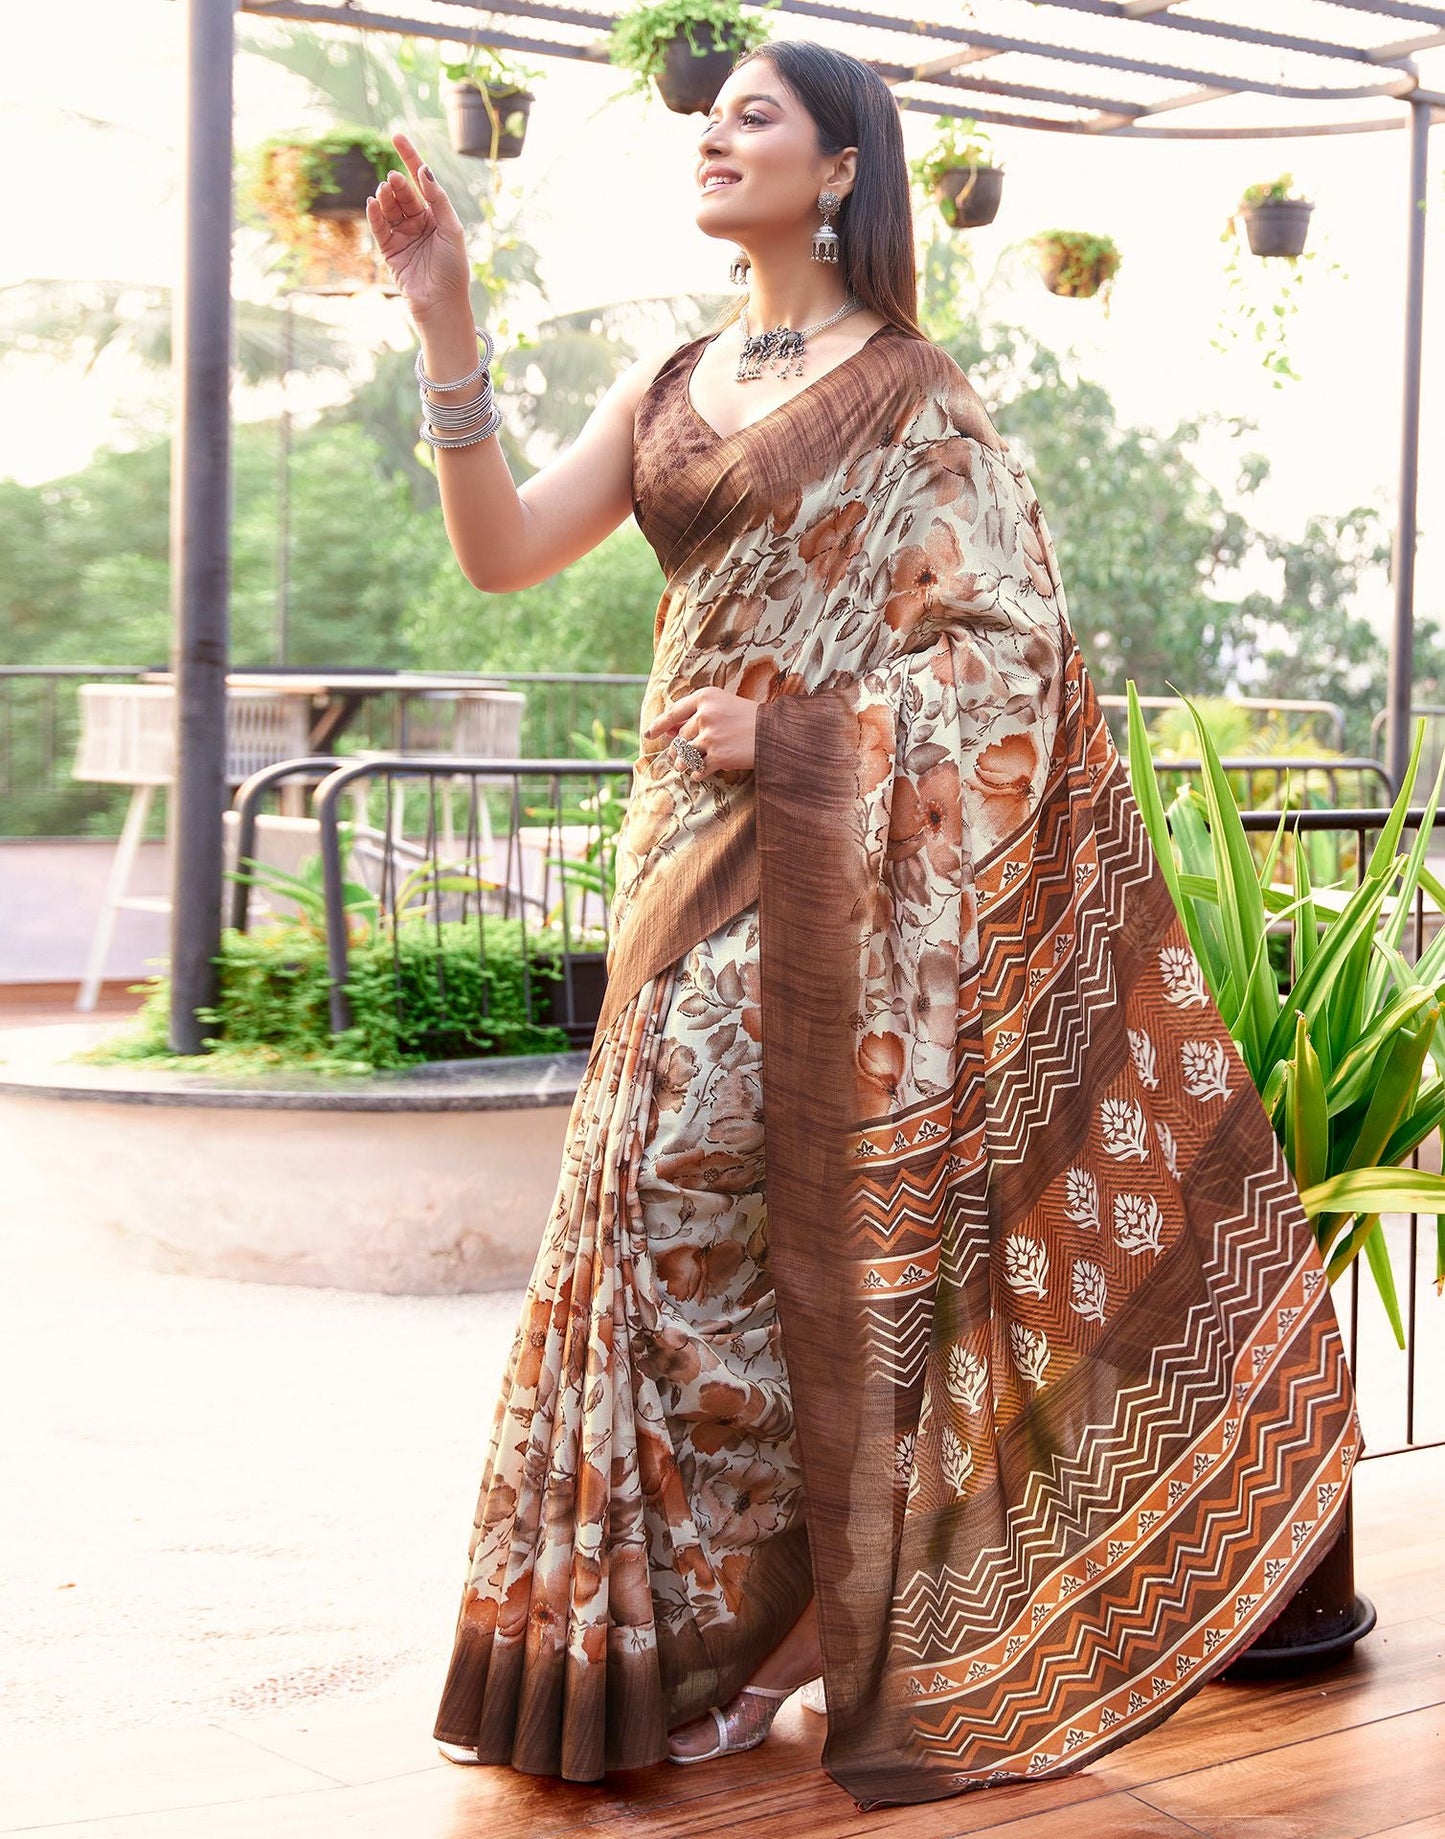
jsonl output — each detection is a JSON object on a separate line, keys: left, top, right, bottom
{"left": 667, "top": 1675, "right": 824, "bottom": 1765}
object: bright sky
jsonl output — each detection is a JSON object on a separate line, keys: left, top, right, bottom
{"left": 2, "top": 0, "right": 1443, "bottom": 631}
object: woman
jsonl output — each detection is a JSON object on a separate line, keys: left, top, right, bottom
{"left": 367, "top": 40, "right": 1363, "bottom": 1810}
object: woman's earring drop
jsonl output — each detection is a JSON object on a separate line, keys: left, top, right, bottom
{"left": 811, "top": 190, "right": 841, "bottom": 263}
{"left": 728, "top": 248, "right": 751, "bottom": 286}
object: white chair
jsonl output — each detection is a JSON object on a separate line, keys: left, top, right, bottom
{"left": 72, "top": 683, "right": 313, "bottom": 1009}
{"left": 382, "top": 688, "right": 527, "bottom": 863}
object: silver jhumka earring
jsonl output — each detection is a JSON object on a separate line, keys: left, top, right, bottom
{"left": 811, "top": 190, "right": 842, "bottom": 263}
{"left": 728, "top": 248, "right": 751, "bottom": 286}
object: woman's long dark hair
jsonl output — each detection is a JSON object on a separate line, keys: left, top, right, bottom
{"left": 711, "top": 39, "right": 923, "bottom": 338}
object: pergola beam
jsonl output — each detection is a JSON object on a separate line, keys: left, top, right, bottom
{"left": 1328, "top": 0, "right": 1445, "bottom": 26}
{"left": 768, "top": 0, "right": 1430, "bottom": 102}
{"left": 1372, "top": 31, "right": 1445, "bottom": 58}
{"left": 881, "top": 62, "right": 1148, "bottom": 121}
{"left": 1047, "top": 0, "right": 1423, "bottom": 72}
{"left": 240, "top": 1, "right": 1406, "bottom": 134}
{"left": 243, "top": 0, "right": 1445, "bottom": 115}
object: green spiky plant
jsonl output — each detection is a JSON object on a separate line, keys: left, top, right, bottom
{"left": 1127, "top": 681, "right": 1445, "bottom": 1348}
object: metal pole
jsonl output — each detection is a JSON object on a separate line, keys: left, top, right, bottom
{"left": 1386, "top": 97, "right": 1432, "bottom": 797}
{"left": 277, "top": 293, "right": 293, "bottom": 665}
{"left": 168, "top": 0, "right": 235, "bottom": 1053}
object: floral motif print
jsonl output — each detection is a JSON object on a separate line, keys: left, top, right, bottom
{"left": 434, "top": 904, "right": 810, "bottom": 1775}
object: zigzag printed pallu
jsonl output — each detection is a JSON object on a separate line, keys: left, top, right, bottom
{"left": 432, "top": 321, "right": 1365, "bottom": 1807}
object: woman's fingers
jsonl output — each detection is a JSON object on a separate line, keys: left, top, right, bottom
{"left": 380, "top": 167, "right": 423, "bottom": 223}
{"left": 646, "top": 690, "right": 704, "bottom": 737}
{"left": 392, "top": 129, "right": 425, "bottom": 183}
{"left": 383, "top": 132, "right": 463, "bottom": 232}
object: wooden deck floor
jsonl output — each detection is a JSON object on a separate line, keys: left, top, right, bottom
{"left": 6, "top": 1444, "right": 1443, "bottom": 1839}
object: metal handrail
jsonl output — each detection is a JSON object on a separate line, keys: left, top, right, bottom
{"left": 311, "top": 754, "right": 635, "bottom": 1036}
{"left": 1369, "top": 704, "right": 1445, "bottom": 756}
{"left": 227, "top": 756, "right": 343, "bottom": 933}
{"left": 1101, "top": 693, "right": 1348, "bottom": 751}
{"left": 1137, "top": 754, "right": 1393, "bottom": 796}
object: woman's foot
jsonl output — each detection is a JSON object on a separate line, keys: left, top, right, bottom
{"left": 667, "top": 1600, "right": 824, "bottom": 1762}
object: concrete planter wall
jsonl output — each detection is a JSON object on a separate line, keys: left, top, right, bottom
{"left": 0, "top": 1025, "right": 587, "bottom": 1294}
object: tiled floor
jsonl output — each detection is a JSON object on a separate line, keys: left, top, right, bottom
{"left": 5, "top": 1444, "right": 1442, "bottom": 1838}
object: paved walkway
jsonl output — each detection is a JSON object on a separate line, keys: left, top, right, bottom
{"left": 0, "top": 1236, "right": 523, "bottom": 1740}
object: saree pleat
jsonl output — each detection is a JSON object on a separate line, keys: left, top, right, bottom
{"left": 435, "top": 321, "right": 1364, "bottom": 1806}
{"left": 435, "top": 908, "right": 813, "bottom": 1777}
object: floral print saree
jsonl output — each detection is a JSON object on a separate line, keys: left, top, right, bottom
{"left": 433, "top": 321, "right": 1364, "bottom": 1808}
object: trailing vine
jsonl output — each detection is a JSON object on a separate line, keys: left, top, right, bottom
{"left": 1213, "top": 178, "right": 1341, "bottom": 387}
{"left": 244, "top": 126, "right": 405, "bottom": 285}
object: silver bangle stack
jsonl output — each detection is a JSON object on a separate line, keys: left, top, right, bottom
{"left": 416, "top": 326, "right": 503, "bottom": 450}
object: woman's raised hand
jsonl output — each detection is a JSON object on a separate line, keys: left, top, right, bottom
{"left": 366, "top": 131, "right": 472, "bottom": 324}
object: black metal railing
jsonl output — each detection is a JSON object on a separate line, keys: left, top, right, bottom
{"left": 230, "top": 753, "right": 634, "bottom": 1051}
{"left": 1100, "top": 691, "right": 1347, "bottom": 752}
{"left": 8, "top": 667, "right": 1360, "bottom": 838}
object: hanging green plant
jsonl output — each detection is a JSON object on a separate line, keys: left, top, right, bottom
{"left": 1213, "top": 179, "right": 1340, "bottom": 388}
{"left": 1236, "top": 173, "right": 1315, "bottom": 259}
{"left": 1034, "top": 229, "right": 1121, "bottom": 305}
{"left": 608, "top": 0, "right": 777, "bottom": 115}
{"left": 244, "top": 126, "right": 405, "bottom": 285}
{"left": 909, "top": 115, "right": 1004, "bottom": 230}
{"left": 442, "top": 45, "right": 543, "bottom": 159}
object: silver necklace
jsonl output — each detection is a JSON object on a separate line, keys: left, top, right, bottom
{"left": 736, "top": 293, "right": 864, "bottom": 381}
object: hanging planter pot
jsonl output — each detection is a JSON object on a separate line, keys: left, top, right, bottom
{"left": 608, "top": 3, "right": 774, "bottom": 117}
{"left": 1240, "top": 191, "right": 1314, "bottom": 259}
{"left": 656, "top": 22, "right": 742, "bottom": 114}
{"left": 245, "top": 128, "right": 405, "bottom": 286}
{"left": 305, "top": 144, "right": 384, "bottom": 219}
{"left": 912, "top": 118, "right": 1004, "bottom": 232}
{"left": 446, "top": 81, "right": 534, "bottom": 160}
{"left": 1035, "top": 229, "right": 1122, "bottom": 302}
{"left": 934, "top": 164, "right": 1005, "bottom": 230}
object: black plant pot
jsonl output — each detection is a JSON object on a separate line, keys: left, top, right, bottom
{"left": 1217, "top": 1481, "right": 1376, "bottom": 1679}
{"left": 935, "top": 165, "right": 1004, "bottom": 230}
{"left": 1242, "top": 198, "right": 1314, "bottom": 259}
{"left": 539, "top": 950, "right": 608, "bottom": 1049}
{"left": 446, "top": 82, "right": 534, "bottom": 160}
{"left": 306, "top": 145, "right": 382, "bottom": 219}
{"left": 655, "top": 23, "right": 742, "bottom": 115}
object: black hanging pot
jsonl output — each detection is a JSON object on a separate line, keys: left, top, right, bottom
{"left": 446, "top": 82, "right": 534, "bottom": 160}
{"left": 1242, "top": 198, "right": 1314, "bottom": 259}
{"left": 935, "top": 164, "right": 1004, "bottom": 230}
{"left": 306, "top": 144, "right": 384, "bottom": 219}
{"left": 1217, "top": 1481, "right": 1376, "bottom": 1679}
{"left": 655, "top": 22, "right": 742, "bottom": 115}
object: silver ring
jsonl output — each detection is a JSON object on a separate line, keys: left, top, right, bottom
{"left": 670, "top": 736, "right": 707, "bottom": 774}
